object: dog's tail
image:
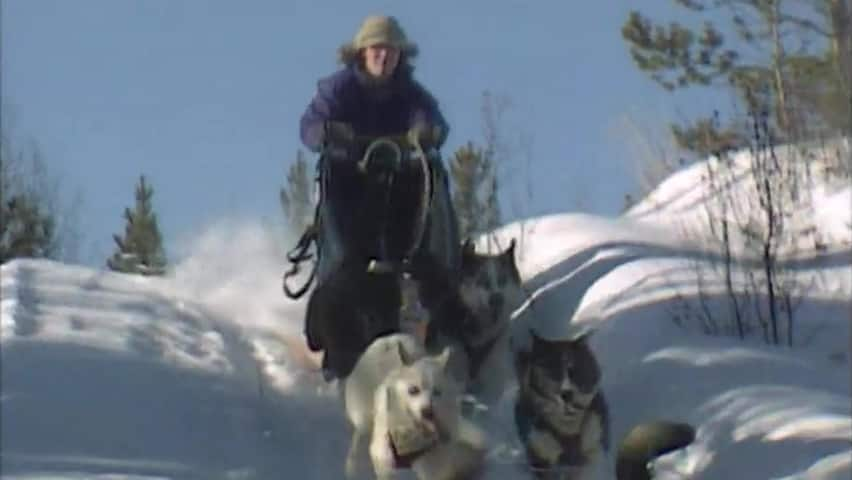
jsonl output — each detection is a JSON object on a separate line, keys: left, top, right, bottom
{"left": 615, "top": 421, "right": 695, "bottom": 480}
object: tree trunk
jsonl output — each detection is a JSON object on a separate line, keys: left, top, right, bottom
{"left": 770, "top": 0, "right": 793, "bottom": 134}
{"left": 829, "top": 0, "right": 851, "bottom": 135}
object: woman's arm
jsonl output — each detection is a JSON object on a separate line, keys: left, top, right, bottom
{"left": 300, "top": 74, "right": 346, "bottom": 153}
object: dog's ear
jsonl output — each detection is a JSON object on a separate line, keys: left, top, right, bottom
{"left": 461, "top": 238, "right": 476, "bottom": 258}
{"left": 460, "top": 238, "right": 478, "bottom": 273}
{"left": 435, "top": 346, "right": 452, "bottom": 370}
{"left": 502, "top": 238, "right": 521, "bottom": 281}
{"left": 397, "top": 340, "right": 418, "bottom": 367}
{"left": 504, "top": 238, "right": 516, "bottom": 257}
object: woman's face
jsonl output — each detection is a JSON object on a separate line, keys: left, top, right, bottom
{"left": 363, "top": 44, "right": 400, "bottom": 80}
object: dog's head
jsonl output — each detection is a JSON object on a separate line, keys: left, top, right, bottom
{"left": 457, "top": 238, "right": 525, "bottom": 344}
{"left": 522, "top": 328, "right": 601, "bottom": 435}
{"left": 388, "top": 342, "right": 460, "bottom": 433}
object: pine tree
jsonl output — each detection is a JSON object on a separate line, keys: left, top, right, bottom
{"left": 0, "top": 192, "right": 56, "bottom": 263}
{"left": 0, "top": 142, "right": 57, "bottom": 263}
{"left": 107, "top": 175, "right": 167, "bottom": 276}
{"left": 621, "top": 1, "right": 851, "bottom": 154}
{"left": 449, "top": 142, "right": 500, "bottom": 239}
{"left": 279, "top": 150, "right": 314, "bottom": 235}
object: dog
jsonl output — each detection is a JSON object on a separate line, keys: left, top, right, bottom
{"left": 426, "top": 237, "right": 527, "bottom": 405}
{"left": 514, "top": 327, "right": 609, "bottom": 479}
{"left": 514, "top": 329, "right": 694, "bottom": 480}
{"left": 342, "top": 332, "right": 488, "bottom": 480}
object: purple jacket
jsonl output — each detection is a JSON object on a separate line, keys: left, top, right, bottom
{"left": 300, "top": 64, "right": 449, "bottom": 153}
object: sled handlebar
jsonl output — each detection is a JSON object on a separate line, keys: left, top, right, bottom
{"left": 352, "top": 132, "right": 440, "bottom": 175}
{"left": 323, "top": 122, "right": 444, "bottom": 153}
{"left": 350, "top": 131, "right": 441, "bottom": 152}
{"left": 357, "top": 137, "right": 405, "bottom": 174}
{"left": 352, "top": 133, "right": 411, "bottom": 147}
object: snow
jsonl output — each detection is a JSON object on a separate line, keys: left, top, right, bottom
{"left": 2, "top": 148, "right": 850, "bottom": 479}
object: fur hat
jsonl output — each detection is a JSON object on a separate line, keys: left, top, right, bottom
{"left": 338, "top": 15, "right": 419, "bottom": 65}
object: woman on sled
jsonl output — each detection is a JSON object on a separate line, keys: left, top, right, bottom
{"left": 291, "top": 14, "right": 463, "bottom": 381}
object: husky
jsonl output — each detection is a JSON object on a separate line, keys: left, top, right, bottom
{"left": 514, "top": 329, "right": 694, "bottom": 480}
{"left": 342, "top": 332, "right": 488, "bottom": 480}
{"left": 426, "top": 238, "right": 526, "bottom": 405}
{"left": 514, "top": 328, "right": 610, "bottom": 479}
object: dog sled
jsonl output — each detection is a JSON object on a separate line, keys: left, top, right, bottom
{"left": 282, "top": 125, "right": 462, "bottom": 380}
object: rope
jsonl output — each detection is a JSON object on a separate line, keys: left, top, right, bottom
{"left": 282, "top": 224, "right": 318, "bottom": 299}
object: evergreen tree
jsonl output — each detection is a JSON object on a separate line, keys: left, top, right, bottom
{"left": 0, "top": 192, "right": 56, "bottom": 263}
{"left": 279, "top": 149, "right": 314, "bottom": 235}
{"left": 449, "top": 141, "right": 500, "bottom": 239}
{"left": 621, "top": 0, "right": 851, "bottom": 155}
{"left": 107, "top": 175, "right": 167, "bottom": 276}
{"left": 0, "top": 138, "right": 57, "bottom": 263}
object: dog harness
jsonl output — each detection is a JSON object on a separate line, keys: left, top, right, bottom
{"left": 387, "top": 431, "right": 433, "bottom": 469}
{"left": 386, "top": 418, "right": 447, "bottom": 469}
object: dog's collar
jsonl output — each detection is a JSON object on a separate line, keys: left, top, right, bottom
{"left": 386, "top": 423, "right": 448, "bottom": 469}
{"left": 388, "top": 431, "right": 430, "bottom": 469}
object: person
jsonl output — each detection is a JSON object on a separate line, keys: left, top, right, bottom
{"left": 299, "top": 14, "right": 455, "bottom": 274}
{"left": 299, "top": 14, "right": 449, "bottom": 154}
{"left": 293, "top": 14, "right": 464, "bottom": 380}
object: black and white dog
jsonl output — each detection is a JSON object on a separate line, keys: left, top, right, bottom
{"left": 426, "top": 238, "right": 527, "bottom": 405}
{"left": 514, "top": 328, "right": 610, "bottom": 479}
{"left": 514, "top": 328, "right": 695, "bottom": 480}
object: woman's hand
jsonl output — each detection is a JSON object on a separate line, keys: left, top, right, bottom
{"left": 407, "top": 122, "right": 444, "bottom": 150}
{"left": 323, "top": 121, "right": 355, "bottom": 147}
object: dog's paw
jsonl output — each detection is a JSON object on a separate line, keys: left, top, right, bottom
{"left": 344, "top": 455, "right": 364, "bottom": 479}
{"left": 344, "top": 457, "right": 357, "bottom": 478}
{"left": 370, "top": 436, "right": 398, "bottom": 478}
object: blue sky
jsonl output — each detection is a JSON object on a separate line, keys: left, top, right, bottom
{"left": 3, "top": 0, "right": 727, "bottom": 267}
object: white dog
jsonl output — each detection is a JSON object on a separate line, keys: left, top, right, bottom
{"left": 342, "top": 332, "right": 487, "bottom": 480}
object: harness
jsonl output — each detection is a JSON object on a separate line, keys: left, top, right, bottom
{"left": 282, "top": 224, "right": 318, "bottom": 299}
{"left": 388, "top": 431, "right": 434, "bottom": 469}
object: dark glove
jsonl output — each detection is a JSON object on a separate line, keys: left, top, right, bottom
{"left": 407, "top": 122, "right": 444, "bottom": 150}
{"left": 323, "top": 121, "right": 355, "bottom": 147}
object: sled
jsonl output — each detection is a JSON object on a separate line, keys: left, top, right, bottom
{"left": 282, "top": 126, "right": 461, "bottom": 379}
